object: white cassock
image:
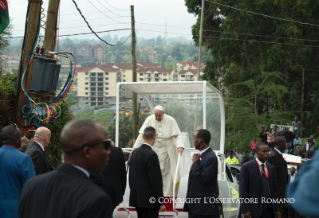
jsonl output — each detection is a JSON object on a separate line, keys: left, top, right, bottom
{"left": 133, "top": 114, "right": 184, "bottom": 197}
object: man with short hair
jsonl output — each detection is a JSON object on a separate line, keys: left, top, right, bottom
{"left": 19, "top": 119, "right": 113, "bottom": 218}
{"left": 0, "top": 124, "right": 36, "bottom": 218}
{"left": 268, "top": 137, "right": 288, "bottom": 218}
{"left": 240, "top": 143, "right": 280, "bottom": 218}
{"left": 241, "top": 150, "right": 250, "bottom": 164}
{"left": 235, "top": 147, "right": 242, "bottom": 162}
{"left": 292, "top": 117, "right": 301, "bottom": 136}
{"left": 225, "top": 150, "right": 239, "bottom": 165}
{"left": 25, "top": 127, "right": 53, "bottom": 175}
{"left": 21, "top": 125, "right": 36, "bottom": 152}
{"left": 132, "top": 105, "right": 184, "bottom": 197}
{"left": 129, "top": 126, "right": 165, "bottom": 218}
{"left": 184, "top": 129, "right": 219, "bottom": 218}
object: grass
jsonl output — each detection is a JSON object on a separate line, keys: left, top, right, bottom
{"left": 74, "top": 110, "right": 114, "bottom": 129}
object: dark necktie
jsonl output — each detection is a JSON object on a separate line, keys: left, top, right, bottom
{"left": 261, "top": 163, "right": 266, "bottom": 175}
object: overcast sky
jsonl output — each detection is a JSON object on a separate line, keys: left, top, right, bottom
{"left": 9, "top": 0, "right": 198, "bottom": 41}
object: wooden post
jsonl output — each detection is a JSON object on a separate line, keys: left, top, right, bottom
{"left": 44, "top": 0, "right": 59, "bottom": 55}
{"left": 131, "top": 5, "right": 138, "bottom": 142}
{"left": 14, "top": 1, "right": 41, "bottom": 129}
{"left": 300, "top": 68, "right": 305, "bottom": 137}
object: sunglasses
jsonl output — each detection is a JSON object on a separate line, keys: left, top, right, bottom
{"left": 64, "top": 139, "right": 111, "bottom": 154}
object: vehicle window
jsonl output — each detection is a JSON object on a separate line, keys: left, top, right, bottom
{"left": 226, "top": 166, "right": 234, "bottom": 183}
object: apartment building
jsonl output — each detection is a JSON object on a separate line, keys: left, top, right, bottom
{"left": 94, "top": 45, "right": 105, "bottom": 62}
{"left": 77, "top": 65, "right": 121, "bottom": 107}
{"left": 1, "top": 55, "right": 20, "bottom": 74}
{"left": 176, "top": 61, "right": 206, "bottom": 71}
{"left": 65, "top": 45, "right": 76, "bottom": 54}
{"left": 178, "top": 69, "right": 204, "bottom": 81}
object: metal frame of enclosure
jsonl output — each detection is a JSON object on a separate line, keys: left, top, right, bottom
{"left": 115, "top": 81, "right": 225, "bottom": 154}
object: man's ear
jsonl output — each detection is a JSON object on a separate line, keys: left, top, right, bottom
{"left": 83, "top": 147, "right": 92, "bottom": 159}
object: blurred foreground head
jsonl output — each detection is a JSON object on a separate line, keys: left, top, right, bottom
{"left": 60, "top": 119, "right": 111, "bottom": 173}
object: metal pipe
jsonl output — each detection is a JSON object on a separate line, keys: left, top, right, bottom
{"left": 197, "top": 0, "right": 205, "bottom": 78}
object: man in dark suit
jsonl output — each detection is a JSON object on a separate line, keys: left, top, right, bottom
{"left": 240, "top": 142, "right": 281, "bottom": 218}
{"left": 25, "top": 127, "right": 53, "bottom": 175}
{"left": 129, "top": 126, "right": 165, "bottom": 218}
{"left": 19, "top": 119, "right": 113, "bottom": 218}
{"left": 268, "top": 137, "right": 288, "bottom": 218}
{"left": 102, "top": 139, "right": 127, "bottom": 209}
{"left": 184, "top": 129, "right": 219, "bottom": 218}
{"left": 242, "top": 150, "right": 250, "bottom": 164}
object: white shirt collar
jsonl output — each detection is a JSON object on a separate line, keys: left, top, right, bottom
{"left": 34, "top": 141, "right": 45, "bottom": 151}
{"left": 199, "top": 147, "right": 210, "bottom": 155}
{"left": 256, "top": 157, "right": 267, "bottom": 166}
{"left": 71, "top": 165, "right": 90, "bottom": 178}
{"left": 274, "top": 147, "right": 282, "bottom": 155}
{"left": 144, "top": 143, "right": 152, "bottom": 148}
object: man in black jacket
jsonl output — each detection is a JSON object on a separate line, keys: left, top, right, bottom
{"left": 184, "top": 129, "right": 219, "bottom": 218}
{"left": 268, "top": 137, "right": 288, "bottom": 218}
{"left": 129, "top": 126, "right": 165, "bottom": 218}
{"left": 102, "top": 140, "right": 126, "bottom": 209}
{"left": 240, "top": 143, "right": 280, "bottom": 218}
{"left": 19, "top": 119, "right": 113, "bottom": 218}
{"left": 25, "top": 127, "right": 53, "bottom": 175}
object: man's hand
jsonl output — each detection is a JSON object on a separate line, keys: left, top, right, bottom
{"left": 243, "top": 212, "right": 251, "bottom": 218}
{"left": 159, "top": 205, "right": 166, "bottom": 212}
{"left": 177, "top": 147, "right": 184, "bottom": 156}
{"left": 192, "top": 153, "right": 200, "bottom": 162}
{"left": 276, "top": 212, "right": 281, "bottom": 218}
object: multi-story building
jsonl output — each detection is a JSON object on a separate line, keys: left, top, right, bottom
{"left": 76, "top": 45, "right": 93, "bottom": 61}
{"left": 65, "top": 45, "right": 76, "bottom": 54}
{"left": 148, "top": 51, "right": 157, "bottom": 62}
{"left": 1, "top": 55, "right": 20, "bottom": 74}
{"left": 178, "top": 69, "right": 204, "bottom": 81}
{"left": 77, "top": 65, "right": 121, "bottom": 107}
{"left": 94, "top": 45, "right": 105, "bottom": 63}
{"left": 176, "top": 61, "right": 206, "bottom": 71}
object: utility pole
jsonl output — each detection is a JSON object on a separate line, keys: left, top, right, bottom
{"left": 14, "top": 1, "right": 41, "bottom": 129}
{"left": 44, "top": 0, "right": 59, "bottom": 56}
{"left": 131, "top": 5, "right": 138, "bottom": 142}
{"left": 194, "top": 0, "right": 205, "bottom": 132}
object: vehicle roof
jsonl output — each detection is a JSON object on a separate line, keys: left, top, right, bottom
{"left": 117, "top": 81, "right": 221, "bottom": 95}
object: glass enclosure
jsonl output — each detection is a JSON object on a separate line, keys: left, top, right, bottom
{"left": 115, "top": 81, "right": 225, "bottom": 153}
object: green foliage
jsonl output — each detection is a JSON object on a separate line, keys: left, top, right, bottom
{"left": 74, "top": 110, "right": 114, "bottom": 129}
{"left": 185, "top": 0, "right": 319, "bottom": 150}
{"left": 0, "top": 72, "right": 17, "bottom": 127}
{"left": 46, "top": 102, "right": 73, "bottom": 168}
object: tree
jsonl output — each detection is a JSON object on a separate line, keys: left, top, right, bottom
{"left": 185, "top": 0, "right": 319, "bottom": 148}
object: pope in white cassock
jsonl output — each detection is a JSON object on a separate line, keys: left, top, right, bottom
{"left": 132, "top": 105, "right": 184, "bottom": 197}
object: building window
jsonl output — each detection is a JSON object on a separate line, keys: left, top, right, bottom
{"left": 91, "top": 88, "right": 96, "bottom": 91}
{"left": 85, "top": 97, "right": 88, "bottom": 99}
{"left": 85, "top": 92, "right": 88, "bottom": 95}
{"left": 98, "top": 73, "right": 103, "bottom": 77}
{"left": 85, "top": 77, "right": 88, "bottom": 80}
{"left": 85, "top": 87, "right": 88, "bottom": 90}
{"left": 139, "top": 78, "right": 143, "bottom": 81}
{"left": 98, "top": 88, "right": 103, "bottom": 91}
{"left": 98, "top": 102, "right": 103, "bottom": 106}
{"left": 181, "top": 75, "right": 185, "bottom": 78}
{"left": 123, "top": 75, "right": 126, "bottom": 78}
{"left": 139, "top": 73, "right": 143, "bottom": 76}
{"left": 98, "top": 83, "right": 103, "bottom": 87}
{"left": 105, "top": 87, "right": 109, "bottom": 90}
{"left": 85, "top": 102, "right": 89, "bottom": 104}
{"left": 105, "top": 92, "right": 109, "bottom": 95}
{"left": 105, "top": 72, "right": 109, "bottom": 75}
{"left": 105, "top": 77, "right": 109, "bottom": 80}
{"left": 90, "top": 83, "right": 95, "bottom": 86}
{"left": 105, "top": 97, "right": 109, "bottom": 100}
{"left": 105, "top": 82, "right": 109, "bottom": 85}
{"left": 140, "top": 98, "right": 143, "bottom": 100}
{"left": 123, "top": 80, "right": 126, "bottom": 82}
{"left": 163, "top": 73, "right": 167, "bottom": 76}
{"left": 85, "top": 82, "right": 88, "bottom": 85}
{"left": 91, "top": 73, "right": 96, "bottom": 76}
{"left": 85, "top": 72, "right": 88, "bottom": 75}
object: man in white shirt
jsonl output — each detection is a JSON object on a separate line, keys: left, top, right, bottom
{"left": 132, "top": 105, "right": 184, "bottom": 197}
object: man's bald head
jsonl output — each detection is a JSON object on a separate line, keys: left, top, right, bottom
{"left": 61, "top": 119, "right": 110, "bottom": 173}
{"left": 34, "top": 127, "right": 51, "bottom": 148}
{"left": 1, "top": 124, "right": 21, "bottom": 148}
{"left": 60, "top": 119, "right": 106, "bottom": 152}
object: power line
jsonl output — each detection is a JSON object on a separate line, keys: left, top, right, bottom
{"left": 205, "top": 0, "right": 319, "bottom": 28}
{"left": 101, "top": 0, "right": 129, "bottom": 11}
{"left": 87, "top": 0, "right": 125, "bottom": 24}
{"left": 10, "top": 28, "right": 131, "bottom": 38}
{"left": 71, "top": 0, "right": 129, "bottom": 46}
{"left": 95, "top": 0, "right": 129, "bottom": 17}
